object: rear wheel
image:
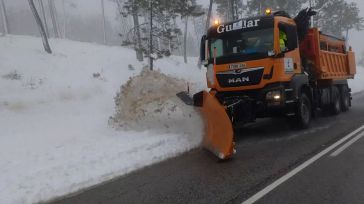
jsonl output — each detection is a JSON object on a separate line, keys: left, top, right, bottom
{"left": 330, "top": 86, "right": 341, "bottom": 115}
{"left": 340, "top": 86, "right": 350, "bottom": 112}
{"left": 292, "top": 93, "right": 311, "bottom": 129}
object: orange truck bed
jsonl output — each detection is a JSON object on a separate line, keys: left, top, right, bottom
{"left": 299, "top": 28, "right": 356, "bottom": 81}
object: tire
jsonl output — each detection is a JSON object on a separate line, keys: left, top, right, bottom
{"left": 330, "top": 86, "right": 341, "bottom": 115}
{"left": 340, "top": 86, "right": 350, "bottom": 112}
{"left": 293, "top": 93, "right": 312, "bottom": 129}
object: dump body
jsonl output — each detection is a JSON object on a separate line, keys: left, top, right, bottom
{"left": 300, "top": 28, "right": 356, "bottom": 80}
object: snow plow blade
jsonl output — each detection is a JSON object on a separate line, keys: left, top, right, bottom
{"left": 177, "top": 91, "right": 235, "bottom": 160}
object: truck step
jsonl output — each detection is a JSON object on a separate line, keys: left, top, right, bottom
{"left": 286, "top": 113, "right": 296, "bottom": 117}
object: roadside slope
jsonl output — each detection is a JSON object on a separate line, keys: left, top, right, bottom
{"left": 0, "top": 35, "right": 205, "bottom": 204}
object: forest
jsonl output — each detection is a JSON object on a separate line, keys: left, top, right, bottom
{"left": 0, "top": 0, "right": 363, "bottom": 65}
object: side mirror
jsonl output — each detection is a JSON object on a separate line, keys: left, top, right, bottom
{"left": 200, "top": 35, "right": 208, "bottom": 65}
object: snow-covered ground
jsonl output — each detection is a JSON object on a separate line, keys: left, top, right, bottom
{"left": 0, "top": 35, "right": 206, "bottom": 204}
{"left": 1, "top": 35, "right": 363, "bottom": 204}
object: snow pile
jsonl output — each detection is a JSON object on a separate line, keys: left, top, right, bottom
{"left": 0, "top": 35, "right": 205, "bottom": 204}
{"left": 111, "top": 70, "right": 202, "bottom": 135}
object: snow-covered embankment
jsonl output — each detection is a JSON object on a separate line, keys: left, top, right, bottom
{"left": 0, "top": 35, "right": 205, "bottom": 203}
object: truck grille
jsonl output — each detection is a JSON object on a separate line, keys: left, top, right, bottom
{"left": 216, "top": 67, "right": 264, "bottom": 88}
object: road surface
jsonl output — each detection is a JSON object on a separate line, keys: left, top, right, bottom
{"left": 50, "top": 92, "right": 364, "bottom": 204}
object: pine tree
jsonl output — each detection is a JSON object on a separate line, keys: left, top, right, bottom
{"left": 173, "top": 0, "right": 204, "bottom": 63}
{"left": 121, "top": 0, "right": 184, "bottom": 63}
{"left": 122, "top": 0, "right": 146, "bottom": 61}
{"left": 246, "top": 0, "right": 306, "bottom": 17}
{"left": 315, "top": 0, "right": 364, "bottom": 38}
{"left": 215, "top": 0, "right": 243, "bottom": 21}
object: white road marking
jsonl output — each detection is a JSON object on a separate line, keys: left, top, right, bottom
{"left": 330, "top": 131, "right": 364, "bottom": 157}
{"left": 241, "top": 124, "right": 364, "bottom": 204}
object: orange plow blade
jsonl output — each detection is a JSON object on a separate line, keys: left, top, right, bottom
{"left": 200, "top": 91, "right": 235, "bottom": 160}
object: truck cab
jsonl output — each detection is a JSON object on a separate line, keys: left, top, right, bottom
{"left": 203, "top": 14, "right": 301, "bottom": 92}
{"left": 200, "top": 10, "right": 355, "bottom": 127}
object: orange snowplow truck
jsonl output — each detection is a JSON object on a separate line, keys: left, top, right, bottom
{"left": 178, "top": 8, "right": 356, "bottom": 160}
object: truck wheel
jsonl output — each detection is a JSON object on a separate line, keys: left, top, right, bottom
{"left": 340, "top": 86, "right": 350, "bottom": 112}
{"left": 331, "top": 87, "right": 341, "bottom": 115}
{"left": 294, "top": 93, "right": 311, "bottom": 129}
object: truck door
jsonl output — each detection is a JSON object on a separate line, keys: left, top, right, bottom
{"left": 278, "top": 23, "right": 302, "bottom": 75}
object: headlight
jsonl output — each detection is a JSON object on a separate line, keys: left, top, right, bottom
{"left": 266, "top": 90, "right": 282, "bottom": 101}
{"left": 206, "top": 64, "right": 215, "bottom": 86}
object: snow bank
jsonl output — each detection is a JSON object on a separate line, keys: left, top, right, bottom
{"left": 110, "top": 70, "right": 202, "bottom": 136}
{"left": 0, "top": 35, "right": 205, "bottom": 204}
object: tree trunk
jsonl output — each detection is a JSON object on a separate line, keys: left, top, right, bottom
{"left": 62, "top": 0, "right": 66, "bottom": 38}
{"left": 229, "top": 0, "right": 235, "bottom": 21}
{"left": 149, "top": 0, "right": 153, "bottom": 70}
{"left": 48, "top": 0, "right": 59, "bottom": 38}
{"left": 38, "top": 0, "right": 49, "bottom": 37}
{"left": 101, "top": 0, "right": 107, "bottom": 44}
{"left": 173, "top": 17, "right": 183, "bottom": 56}
{"left": 205, "top": 0, "right": 213, "bottom": 33}
{"left": 132, "top": 1, "right": 143, "bottom": 61}
{"left": 184, "top": 16, "right": 188, "bottom": 64}
{"left": 0, "top": 0, "right": 9, "bottom": 35}
{"left": 28, "top": 0, "right": 52, "bottom": 54}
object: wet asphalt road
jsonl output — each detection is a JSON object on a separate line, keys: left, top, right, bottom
{"left": 50, "top": 92, "right": 364, "bottom": 204}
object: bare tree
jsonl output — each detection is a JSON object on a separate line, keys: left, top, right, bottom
{"left": 205, "top": 0, "right": 213, "bottom": 33}
{"left": 62, "top": 0, "right": 66, "bottom": 38}
{"left": 28, "top": 0, "right": 52, "bottom": 54}
{"left": 183, "top": 16, "right": 188, "bottom": 63}
{"left": 0, "top": 0, "right": 9, "bottom": 35}
{"left": 48, "top": 0, "right": 60, "bottom": 38}
{"left": 132, "top": 1, "right": 143, "bottom": 61}
{"left": 149, "top": 0, "right": 153, "bottom": 70}
{"left": 38, "top": 0, "right": 49, "bottom": 37}
{"left": 101, "top": 0, "right": 107, "bottom": 44}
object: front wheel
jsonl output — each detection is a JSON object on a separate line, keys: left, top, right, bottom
{"left": 293, "top": 93, "right": 312, "bottom": 129}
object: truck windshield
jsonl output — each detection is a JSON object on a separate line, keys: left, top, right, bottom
{"left": 209, "top": 28, "right": 274, "bottom": 60}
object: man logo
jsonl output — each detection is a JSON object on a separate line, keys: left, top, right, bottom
{"left": 228, "top": 76, "right": 250, "bottom": 84}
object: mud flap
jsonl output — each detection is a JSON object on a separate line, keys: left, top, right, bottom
{"left": 199, "top": 91, "right": 235, "bottom": 160}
